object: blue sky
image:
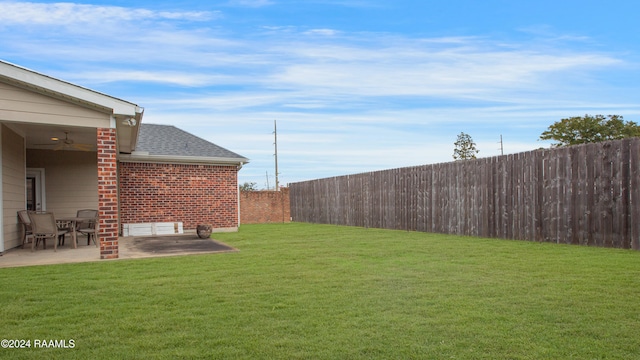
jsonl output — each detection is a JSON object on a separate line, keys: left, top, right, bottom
{"left": 1, "top": 0, "right": 639, "bottom": 188}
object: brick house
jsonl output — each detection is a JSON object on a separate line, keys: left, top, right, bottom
{"left": 0, "top": 60, "right": 248, "bottom": 259}
{"left": 119, "top": 124, "right": 248, "bottom": 233}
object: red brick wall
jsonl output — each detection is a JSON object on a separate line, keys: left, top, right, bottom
{"left": 97, "top": 128, "right": 119, "bottom": 259}
{"left": 119, "top": 162, "right": 239, "bottom": 230}
{"left": 240, "top": 189, "right": 290, "bottom": 224}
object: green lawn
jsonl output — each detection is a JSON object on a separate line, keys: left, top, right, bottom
{"left": 1, "top": 223, "right": 639, "bottom": 359}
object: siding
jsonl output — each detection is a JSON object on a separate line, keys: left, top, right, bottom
{"left": 0, "top": 82, "right": 111, "bottom": 128}
{"left": 26, "top": 149, "right": 98, "bottom": 217}
{"left": 2, "top": 125, "right": 25, "bottom": 250}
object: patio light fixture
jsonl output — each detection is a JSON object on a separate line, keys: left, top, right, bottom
{"left": 122, "top": 118, "right": 137, "bottom": 127}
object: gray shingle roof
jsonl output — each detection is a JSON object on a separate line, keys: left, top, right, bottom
{"left": 136, "top": 123, "right": 247, "bottom": 161}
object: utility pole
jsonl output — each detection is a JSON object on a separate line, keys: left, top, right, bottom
{"left": 499, "top": 134, "right": 504, "bottom": 155}
{"left": 265, "top": 171, "right": 270, "bottom": 190}
{"left": 274, "top": 120, "right": 279, "bottom": 191}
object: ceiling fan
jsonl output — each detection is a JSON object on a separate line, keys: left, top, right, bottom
{"left": 37, "top": 131, "right": 94, "bottom": 151}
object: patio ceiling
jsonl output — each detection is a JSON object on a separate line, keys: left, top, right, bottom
{"left": 6, "top": 120, "right": 139, "bottom": 154}
{"left": 18, "top": 123, "right": 97, "bottom": 151}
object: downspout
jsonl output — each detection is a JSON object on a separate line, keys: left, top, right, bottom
{"left": 237, "top": 162, "right": 244, "bottom": 228}
{"left": 116, "top": 146, "right": 121, "bottom": 236}
{"left": 112, "top": 115, "right": 122, "bottom": 237}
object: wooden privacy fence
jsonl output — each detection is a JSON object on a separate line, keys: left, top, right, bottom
{"left": 290, "top": 138, "right": 640, "bottom": 249}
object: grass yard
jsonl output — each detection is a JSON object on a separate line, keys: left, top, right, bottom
{"left": 1, "top": 223, "right": 640, "bottom": 359}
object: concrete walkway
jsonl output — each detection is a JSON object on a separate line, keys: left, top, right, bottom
{"left": 0, "top": 234, "right": 237, "bottom": 268}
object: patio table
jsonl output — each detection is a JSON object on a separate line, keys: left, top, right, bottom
{"left": 56, "top": 217, "right": 98, "bottom": 249}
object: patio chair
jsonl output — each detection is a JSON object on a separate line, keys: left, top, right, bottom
{"left": 28, "top": 211, "right": 68, "bottom": 252}
{"left": 17, "top": 210, "right": 34, "bottom": 249}
{"left": 76, "top": 209, "right": 98, "bottom": 246}
{"left": 56, "top": 219, "right": 72, "bottom": 246}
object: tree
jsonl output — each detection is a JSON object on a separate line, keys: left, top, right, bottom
{"left": 239, "top": 182, "right": 258, "bottom": 191}
{"left": 453, "top": 132, "right": 479, "bottom": 160}
{"left": 539, "top": 114, "right": 640, "bottom": 147}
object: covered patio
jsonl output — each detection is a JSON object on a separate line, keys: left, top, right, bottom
{"left": 0, "top": 60, "right": 143, "bottom": 259}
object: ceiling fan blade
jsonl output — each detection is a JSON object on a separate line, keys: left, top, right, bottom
{"left": 71, "top": 143, "right": 95, "bottom": 151}
{"left": 52, "top": 142, "right": 93, "bottom": 151}
{"left": 36, "top": 131, "right": 95, "bottom": 151}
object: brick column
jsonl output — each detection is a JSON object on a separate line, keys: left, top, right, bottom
{"left": 97, "top": 128, "right": 119, "bottom": 259}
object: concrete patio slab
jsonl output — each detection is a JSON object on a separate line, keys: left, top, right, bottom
{"left": 0, "top": 234, "right": 237, "bottom": 268}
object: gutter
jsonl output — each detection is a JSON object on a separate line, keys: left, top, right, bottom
{"left": 119, "top": 152, "right": 249, "bottom": 166}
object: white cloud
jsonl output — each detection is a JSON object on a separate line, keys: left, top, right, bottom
{"left": 66, "top": 70, "right": 243, "bottom": 87}
{"left": 227, "top": 0, "right": 274, "bottom": 7}
{"left": 0, "top": 4, "right": 621, "bottom": 105}
{"left": 157, "top": 93, "right": 289, "bottom": 110}
{"left": 268, "top": 46, "right": 620, "bottom": 99}
{"left": 0, "top": 2, "right": 216, "bottom": 25}
{"left": 1, "top": 2, "right": 636, "bottom": 185}
{"left": 304, "top": 29, "right": 340, "bottom": 36}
